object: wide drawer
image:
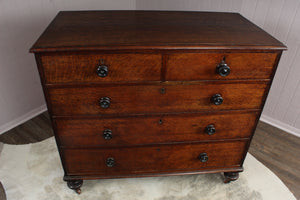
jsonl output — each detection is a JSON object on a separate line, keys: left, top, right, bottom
{"left": 166, "top": 53, "right": 277, "bottom": 80}
{"left": 55, "top": 112, "right": 258, "bottom": 147}
{"left": 40, "top": 53, "right": 162, "bottom": 84}
{"left": 62, "top": 140, "right": 247, "bottom": 176}
{"left": 48, "top": 81, "right": 268, "bottom": 116}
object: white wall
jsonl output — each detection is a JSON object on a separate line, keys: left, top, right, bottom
{"left": 0, "top": 0, "right": 136, "bottom": 134}
{"left": 1, "top": 0, "right": 299, "bottom": 137}
{"left": 137, "top": 0, "right": 300, "bottom": 137}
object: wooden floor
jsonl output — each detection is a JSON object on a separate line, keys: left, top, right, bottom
{"left": 0, "top": 112, "right": 299, "bottom": 199}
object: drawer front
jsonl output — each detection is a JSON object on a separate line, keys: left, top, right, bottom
{"left": 55, "top": 112, "right": 258, "bottom": 147}
{"left": 166, "top": 53, "right": 277, "bottom": 81}
{"left": 48, "top": 82, "right": 267, "bottom": 116}
{"left": 63, "top": 140, "right": 247, "bottom": 175}
{"left": 40, "top": 53, "right": 162, "bottom": 83}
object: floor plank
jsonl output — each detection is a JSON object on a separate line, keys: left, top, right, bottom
{"left": 0, "top": 112, "right": 299, "bottom": 199}
{"left": 249, "top": 121, "right": 300, "bottom": 200}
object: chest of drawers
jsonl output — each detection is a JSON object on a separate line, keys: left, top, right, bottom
{"left": 30, "top": 11, "right": 286, "bottom": 194}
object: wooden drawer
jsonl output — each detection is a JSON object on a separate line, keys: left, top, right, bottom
{"left": 55, "top": 112, "right": 258, "bottom": 147}
{"left": 62, "top": 140, "right": 247, "bottom": 176}
{"left": 48, "top": 81, "right": 267, "bottom": 116}
{"left": 40, "top": 53, "right": 162, "bottom": 84}
{"left": 166, "top": 53, "right": 277, "bottom": 81}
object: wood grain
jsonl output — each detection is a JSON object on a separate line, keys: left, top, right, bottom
{"left": 30, "top": 11, "right": 286, "bottom": 52}
{"left": 48, "top": 81, "right": 268, "bottom": 116}
{"left": 62, "top": 140, "right": 247, "bottom": 176}
{"left": 41, "top": 53, "right": 162, "bottom": 83}
{"left": 55, "top": 111, "right": 258, "bottom": 147}
{"left": 1, "top": 113, "right": 299, "bottom": 198}
{"left": 166, "top": 53, "right": 277, "bottom": 80}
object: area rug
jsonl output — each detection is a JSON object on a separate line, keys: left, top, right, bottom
{"left": 0, "top": 137, "right": 296, "bottom": 200}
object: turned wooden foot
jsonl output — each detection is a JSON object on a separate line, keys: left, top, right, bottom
{"left": 66, "top": 180, "right": 83, "bottom": 194}
{"left": 224, "top": 172, "right": 239, "bottom": 183}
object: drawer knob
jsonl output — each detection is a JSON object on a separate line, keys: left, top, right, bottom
{"left": 96, "top": 59, "right": 108, "bottom": 77}
{"left": 205, "top": 125, "right": 216, "bottom": 135}
{"left": 217, "top": 60, "right": 230, "bottom": 77}
{"left": 99, "top": 97, "right": 110, "bottom": 108}
{"left": 103, "top": 129, "right": 112, "bottom": 140}
{"left": 106, "top": 157, "right": 115, "bottom": 167}
{"left": 198, "top": 153, "right": 208, "bottom": 162}
{"left": 211, "top": 94, "right": 223, "bottom": 105}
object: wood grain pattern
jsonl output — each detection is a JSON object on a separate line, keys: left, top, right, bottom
{"left": 55, "top": 111, "right": 258, "bottom": 147}
{"left": 41, "top": 53, "right": 162, "bottom": 83}
{"left": 30, "top": 11, "right": 286, "bottom": 52}
{"left": 48, "top": 82, "right": 268, "bottom": 116}
{"left": 166, "top": 53, "right": 277, "bottom": 80}
{"left": 29, "top": 11, "right": 286, "bottom": 190}
{"left": 62, "top": 140, "right": 247, "bottom": 176}
{"left": 2, "top": 113, "right": 299, "bottom": 199}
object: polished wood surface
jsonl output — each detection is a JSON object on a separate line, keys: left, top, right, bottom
{"left": 48, "top": 81, "right": 267, "bottom": 116}
{"left": 29, "top": 11, "right": 286, "bottom": 192}
{"left": 62, "top": 140, "right": 247, "bottom": 176}
{"left": 30, "top": 11, "right": 286, "bottom": 52}
{"left": 166, "top": 53, "right": 277, "bottom": 80}
{"left": 41, "top": 53, "right": 162, "bottom": 83}
{"left": 1, "top": 115, "right": 298, "bottom": 198}
{"left": 55, "top": 111, "right": 258, "bottom": 147}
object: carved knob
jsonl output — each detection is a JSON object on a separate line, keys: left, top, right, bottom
{"left": 103, "top": 129, "right": 112, "bottom": 140}
{"left": 211, "top": 94, "right": 223, "bottom": 105}
{"left": 198, "top": 153, "right": 208, "bottom": 163}
{"left": 217, "top": 61, "right": 230, "bottom": 77}
{"left": 205, "top": 125, "right": 216, "bottom": 135}
{"left": 99, "top": 97, "right": 110, "bottom": 109}
{"left": 96, "top": 65, "right": 108, "bottom": 77}
{"left": 106, "top": 157, "right": 115, "bottom": 167}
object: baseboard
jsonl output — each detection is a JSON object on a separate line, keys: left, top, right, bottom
{"left": 260, "top": 114, "right": 300, "bottom": 138}
{"left": 0, "top": 104, "right": 47, "bottom": 135}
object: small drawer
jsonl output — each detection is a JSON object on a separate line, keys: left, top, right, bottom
{"left": 62, "top": 140, "right": 247, "bottom": 176}
{"left": 166, "top": 53, "right": 277, "bottom": 80}
{"left": 55, "top": 112, "right": 258, "bottom": 147}
{"left": 48, "top": 81, "right": 267, "bottom": 116}
{"left": 40, "top": 53, "right": 162, "bottom": 84}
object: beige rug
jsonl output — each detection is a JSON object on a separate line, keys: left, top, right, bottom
{"left": 0, "top": 137, "right": 296, "bottom": 200}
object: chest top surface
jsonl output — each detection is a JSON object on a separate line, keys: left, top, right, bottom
{"left": 30, "top": 11, "right": 286, "bottom": 52}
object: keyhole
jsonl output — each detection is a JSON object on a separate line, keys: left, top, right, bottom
{"left": 158, "top": 119, "right": 163, "bottom": 125}
{"left": 160, "top": 88, "right": 166, "bottom": 94}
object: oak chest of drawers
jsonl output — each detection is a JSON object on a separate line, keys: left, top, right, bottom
{"left": 30, "top": 11, "right": 286, "bottom": 193}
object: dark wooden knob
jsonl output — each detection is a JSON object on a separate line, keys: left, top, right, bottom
{"left": 96, "top": 65, "right": 108, "bottom": 77}
{"left": 217, "top": 61, "right": 230, "bottom": 77}
{"left": 198, "top": 153, "right": 208, "bottom": 162}
{"left": 205, "top": 125, "right": 216, "bottom": 135}
{"left": 106, "top": 157, "right": 115, "bottom": 167}
{"left": 103, "top": 129, "right": 112, "bottom": 140}
{"left": 211, "top": 94, "right": 223, "bottom": 105}
{"left": 99, "top": 97, "right": 110, "bottom": 108}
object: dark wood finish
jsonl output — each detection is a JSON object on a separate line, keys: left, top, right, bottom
{"left": 55, "top": 111, "right": 258, "bottom": 147}
{"left": 40, "top": 53, "right": 162, "bottom": 84}
{"left": 166, "top": 53, "right": 277, "bottom": 80}
{"left": 29, "top": 11, "right": 286, "bottom": 193}
{"left": 1, "top": 115, "right": 299, "bottom": 198}
{"left": 66, "top": 179, "right": 83, "bottom": 194}
{"left": 30, "top": 11, "right": 286, "bottom": 52}
{"left": 48, "top": 82, "right": 268, "bottom": 116}
{"left": 62, "top": 140, "right": 247, "bottom": 176}
{"left": 224, "top": 172, "right": 240, "bottom": 183}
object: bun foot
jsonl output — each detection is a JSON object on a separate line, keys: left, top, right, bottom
{"left": 224, "top": 172, "right": 239, "bottom": 183}
{"left": 66, "top": 180, "right": 83, "bottom": 194}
